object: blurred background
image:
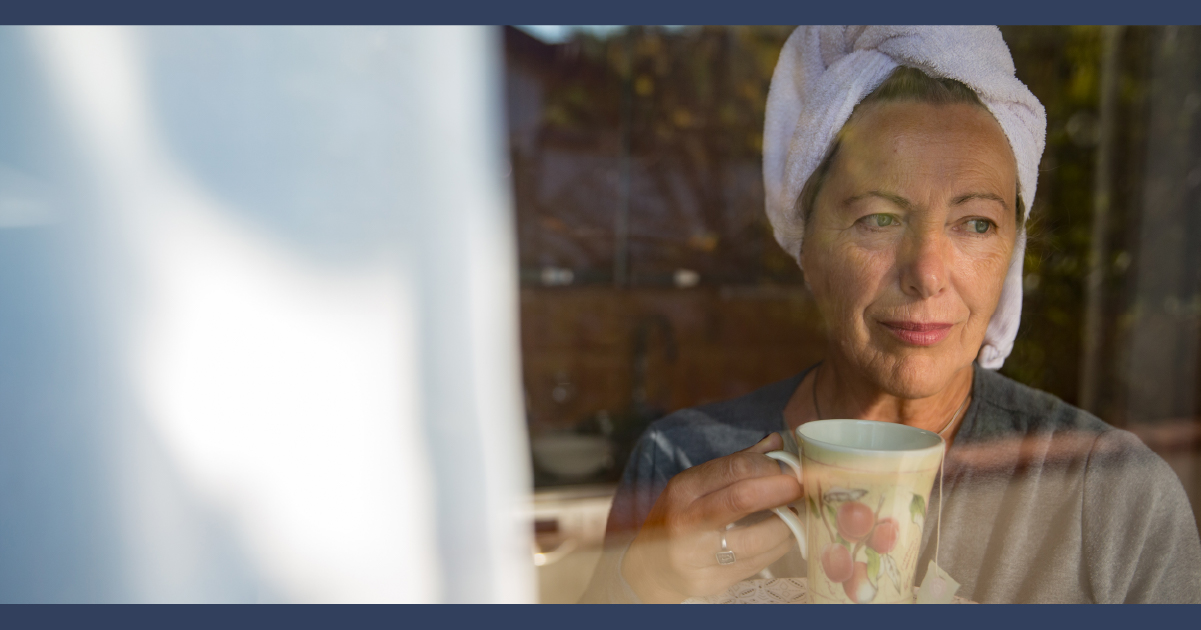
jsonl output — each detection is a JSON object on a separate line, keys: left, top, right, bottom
{"left": 0, "top": 25, "right": 532, "bottom": 603}
{"left": 515, "top": 25, "right": 1201, "bottom": 602}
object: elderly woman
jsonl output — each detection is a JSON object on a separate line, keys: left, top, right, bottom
{"left": 580, "top": 26, "right": 1201, "bottom": 604}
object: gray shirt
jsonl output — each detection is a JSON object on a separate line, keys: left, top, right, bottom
{"left": 579, "top": 363, "right": 1201, "bottom": 603}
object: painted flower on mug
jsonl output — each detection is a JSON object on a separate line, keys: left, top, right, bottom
{"left": 809, "top": 484, "right": 920, "bottom": 603}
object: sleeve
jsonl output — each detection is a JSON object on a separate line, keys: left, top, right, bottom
{"left": 576, "top": 426, "right": 685, "bottom": 604}
{"left": 1081, "top": 429, "right": 1201, "bottom": 603}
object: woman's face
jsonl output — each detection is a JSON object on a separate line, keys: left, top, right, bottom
{"left": 800, "top": 100, "right": 1019, "bottom": 399}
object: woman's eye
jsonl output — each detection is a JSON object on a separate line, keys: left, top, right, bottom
{"left": 966, "top": 219, "right": 994, "bottom": 234}
{"left": 867, "top": 214, "right": 896, "bottom": 228}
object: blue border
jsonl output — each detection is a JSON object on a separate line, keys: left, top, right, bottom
{"left": 4, "top": 603, "right": 1196, "bottom": 627}
{"left": 4, "top": 0, "right": 1201, "bottom": 25}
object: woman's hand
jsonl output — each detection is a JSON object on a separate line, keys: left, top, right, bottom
{"left": 620, "top": 433, "right": 804, "bottom": 603}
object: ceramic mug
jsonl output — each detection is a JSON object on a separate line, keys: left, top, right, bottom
{"left": 766, "top": 420, "right": 944, "bottom": 604}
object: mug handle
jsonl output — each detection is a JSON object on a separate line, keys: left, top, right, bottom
{"left": 765, "top": 450, "right": 807, "bottom": 560}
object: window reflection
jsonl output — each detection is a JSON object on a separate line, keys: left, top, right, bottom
{"left": 509, "top": 25, "right": 1201, "bottom": 604}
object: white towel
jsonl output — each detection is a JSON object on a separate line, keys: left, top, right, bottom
{"left": 763, "top": 26, "right": 1047, "bottom": 369}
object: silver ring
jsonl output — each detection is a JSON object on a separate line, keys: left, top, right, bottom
{"left": 716, "top": 534, "right": 736, "bottom": 565}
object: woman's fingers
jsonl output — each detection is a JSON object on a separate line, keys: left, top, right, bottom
{"left": 720, "top": 511, "right": 794, "bottom": 557}
{"left": 743, "top": 432, "right": 783, "bottom": 454}
{"left": 690, "top": 474, "right": 803, "bottom": 531}
{"left": 699, "top": 522, "right": 798, "bottom": 590}
{"left": 620, "top": 435, "right": 800, "bottom": 603}
{"left": 671, "top": 446, "right": 787, "bottom": 500}
{"left": 734, "top": 530, "right": 797, "bottom": 570}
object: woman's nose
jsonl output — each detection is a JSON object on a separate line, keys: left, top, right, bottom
{"left": 899, "top": 230, "right": 949, "bottom": 299}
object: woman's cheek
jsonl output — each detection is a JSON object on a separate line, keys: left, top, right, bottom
{"left": 952, "top": 247, "right": 1013, "bottom": 355}
{"left": 806, "top": 246, "right": 852, "bottom": 331}
{"left": 827, "top": 246, "right": 891, "bottom": 337}
{"left": 958, "top": 246, "right": 1011, "bottom": 315}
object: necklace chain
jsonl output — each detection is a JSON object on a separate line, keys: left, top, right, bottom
{"left": 811, "top": 363, "right": 970, "bottom": 436}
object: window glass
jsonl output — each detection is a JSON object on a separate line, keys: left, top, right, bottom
{"left": 510, "top": 25, "right": 1201, "bottom": 604}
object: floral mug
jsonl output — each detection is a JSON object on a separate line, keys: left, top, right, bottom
{"left": 766, "top": 420, "right": 944, "bottom": 604}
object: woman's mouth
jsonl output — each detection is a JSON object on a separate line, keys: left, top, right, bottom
{"left": 878, "top": 321, "right": 953, "bottom": 346}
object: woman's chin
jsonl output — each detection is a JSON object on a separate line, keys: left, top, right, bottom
{"left": 861, "top": 350, "right": 971, "bottom": 399}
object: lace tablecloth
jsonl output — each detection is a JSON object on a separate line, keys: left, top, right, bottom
{"left": 682, "top": 578, "right": 975, "bottom": 604}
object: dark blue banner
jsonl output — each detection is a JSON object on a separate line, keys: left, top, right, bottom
{"left": 1, "top": 602, "right": 1194, "bottom": 628}
{"left": 4, "top": 0, "right": 1201, "bottom": 26}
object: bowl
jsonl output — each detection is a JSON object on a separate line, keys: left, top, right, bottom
{"left": 531, "top": 434, "right": 611, "bottom": 480}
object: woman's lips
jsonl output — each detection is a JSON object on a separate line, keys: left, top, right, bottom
{"left": 879, "top": 321, "right": 953, "bottom": 346}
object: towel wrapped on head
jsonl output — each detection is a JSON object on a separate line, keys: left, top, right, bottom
{"left": 762, "top": 26, "right": 1047, "bottom": 369}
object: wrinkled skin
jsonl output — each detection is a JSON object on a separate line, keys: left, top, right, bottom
{"left": 622, "top": 101, "right": 1019, "bottom": 603}
{"left": 794, "top": 100, "right": 1019, "bottom": 431}
{"left": 621, "top": 433, "right": 801, "bottom": 603}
